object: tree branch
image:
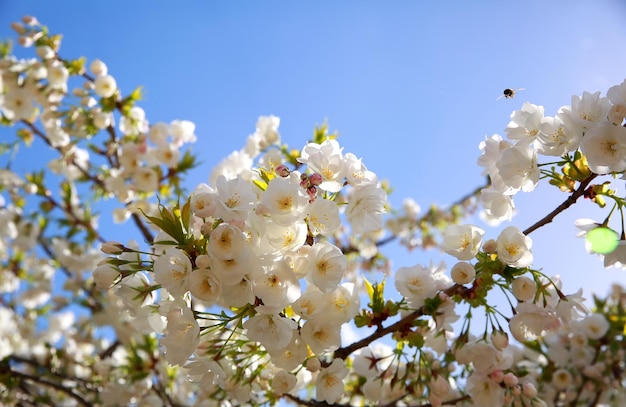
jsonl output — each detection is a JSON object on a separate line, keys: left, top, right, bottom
{"left": 8, "top": 367, "right": 91, "bottom": 407}
{"left": 523, "top": 174, "right": 597, "bottom": 235}
{"left": 333, "top": 285, "right": 461, "bottom": 361}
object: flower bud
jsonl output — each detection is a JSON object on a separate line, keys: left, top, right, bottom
{"left": 503, "top": 372, "right": 518, "bottom": 387}
{"left": 482, "top": 239, "right": 496, "bottom": 254}
{"left": 305, "top": 358, "right": 321, "bottom": 372}
{"left": 101, "top": 241, "right": 125, "bottom": 255}
{"left": 307, "top": 186, "right": 317, "bottom": 200}
{"left": 308, "top": 172, "right": 323, "bottom": 186}
{"left": 493, "top": 370, "right": 506, "bottom": 383}
{"left": 93, "top": 111, "right": 112, "bottom": 129}
{"left": 274, "top": 164, "right": 290, "bottom": 177}
{"left": 511, "top": 276, "right": 536, "bottom": 302}
{"left": 90, "top": 59, "right": 108, "bottom": 77}
{"left": 522, "top": 382, "right": 537, "bottom": 398}
{"left": 18, "top": 35, "right": 33, "bottom": 48}
{"left": 491, "top": 330, "right": 509, "bottom": 350}
{"left": 195, "top": 254, "right": 210, "bottom": 269}
{"left": 11, "top": 22, "right": 26, "bottom": 35}
{"left": 92, "top": 263, "right": 120, "bottom": 288}
{"left": 24, "top": 183, "right": 38, "bottom": 194}
{"left": 22, "top": 16, "right": 38, "bottom": 26}
{"left": 36, "top": 45, "right": 55, "bottom": 59}
{"left": 450, "top": 262, "right": 475, "bottom": 285}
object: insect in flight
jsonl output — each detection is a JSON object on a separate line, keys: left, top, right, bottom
{"left": 497, "top": 88, "right": 525, "bottom": 100}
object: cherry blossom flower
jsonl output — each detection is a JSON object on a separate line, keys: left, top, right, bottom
{"left": 94, "top": 74, "right": 117, "bottom": 98}
{"left": 154, "top": 248, "right": 192, "bottom": 297}
{"left": 303, "top": 241, "right": 346, "bottom": 293}
{"left": 316, "top": 359, "right": 348, "bottom": 403}
{"left": 577, "top": 313, "right": 609, "bottom": 339}
{"left": 161, "top": 305, "right": 200, "bottom": 366}
{"left": 242, "top": 306, "right": 297, "bottom": 352}
{"left": 259, "top": 173, "right": 310, "bottom": 226}
{"left": 395, "top": 263, "right": 443, "bottom": 308}
{"left": 345, "top": 184, "right": 387, "bottom": 234}
{"left": 466, "top": 372, "right": 505, "bottom": 407}
{"left": 511, "top": 276, "right": 536, "bottom": 301}
{"left": 496, "top": 226, "right": 533, "bottom": 267}
{"left": 496, "top": 144, "right": 539, "bottom": 192}
{"left": 537, "top": 113, "right": 580, "bottom": 156}
{"left": 188, "top": 268, "right": 222, "bottom": 304}
{"left": 580, "top": 122, "right": 626, "bottom": 174}
{"left": 441, "top": 224, "right": 484, "bottom": 261}
{"left": 299, "top": 139, "right": 346, "bottom": 193}
{"left": 306, "top": 198, "right": 341, "bottom": 236}
{"left": 479, "top": 187, "right": 515, "bottom": 225}
{"left": 301, "top": 318, "right": 342, "bottom": 355}
{"left": 505, "top": 102, "right": 544, "bottom": 146}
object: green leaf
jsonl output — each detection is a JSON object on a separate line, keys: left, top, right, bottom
{"left": 363, "top": 275, "right": 374, "bottom": 302}
{"left": 142, "top": 203, "right": 187, "bottom": 245}
{"left": 177, "top": 150, "right": 198, "bottom": 173}
{"left": 180, "top": 197, "right": 191, "bottom": 232}
{"left": 0, "top": 39, "right": 12, "bottom": 58}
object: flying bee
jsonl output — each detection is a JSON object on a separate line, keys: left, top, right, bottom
{"left": 497, "top": 87, "right": 525, "bottom": 100}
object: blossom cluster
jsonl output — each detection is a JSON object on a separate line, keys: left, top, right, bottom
{"left": 478, "top": 82, "right": 626, "bottom": 226}
{"left": 96, "top": 128, "right": 389, "bottom": 403}
{"left": 1, "top": 15, "right": 626, "bottom": 407}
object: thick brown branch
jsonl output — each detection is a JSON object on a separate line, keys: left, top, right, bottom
{"left": 283, "top": 393, "right": 471, "bottom": 407}
{"left": 523, "top": 174, "right": 597, "bottom": 235}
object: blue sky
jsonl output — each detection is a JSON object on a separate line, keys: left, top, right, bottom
{"left": 2, "top": 1, "right": 626, "bottom": 303}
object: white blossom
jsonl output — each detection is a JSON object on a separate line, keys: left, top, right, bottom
{"left": 580, "top": 122, "right": 626, "bottom": 174}
{"left": 441, "top": 224, "right": 484, "bottom": 261}
{"left": 315, "top": 359, "right": 348, "bottom": 403}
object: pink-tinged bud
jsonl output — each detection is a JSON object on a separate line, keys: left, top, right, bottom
{"left": 275, "top": 164, "right": 290, "bottom": 177}
{"left": 307, "top": 186, "right": 317, "bottom": 200}
{"left": 11, "top": 22, "right": 26, "bottom": 35}
{"left": 503, "top": 372, "right": 518, "bottom": 387}
{"left": 308, "top": 172, "right": 323, "bottom": 186}
{"left": 101, "top": 241, "right": 125, "bottom": 255}
{"left": 482, "top": 238, "right": 497, "bottom": 253}
{"left": 200, "top": 221, "right": 213, "bottom": 236}
{"left": 490, "top": 370, "right": 504, "bottom": 383}
{"left": 22, "top": 16, "right": 38, "bottom": 26}
{"left": 305, "top": 358, "right": 321, "bottom": 372}
{"left": 18, "top": 36, "right": 33, "bottom": 48}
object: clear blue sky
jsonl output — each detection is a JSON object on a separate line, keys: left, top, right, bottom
{"left": 2, "top": 1, "right": 626, "bottom": 302}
